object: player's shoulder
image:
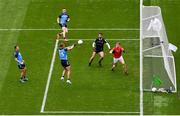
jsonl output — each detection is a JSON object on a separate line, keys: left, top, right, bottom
{"left": 120, "top": 47, "right": 124, "bottom": 51}
{"left": 103, "top": 38, "right": 108, "bottom": 43}
{"left": 59, "top": 48, "right": 67, "bottom": 51}
{"left": 14, "top": 51, "right": 18, "bottom": 57}
{"left": 64, "top": 48, "right": 68, "bottom": 51}
{"left": 95, "top": 38, "right": 99, "bottom": 41}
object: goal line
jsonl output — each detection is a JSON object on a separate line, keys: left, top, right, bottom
{"left": 42, "top": 111, "right": 140, "bottom": 114}
{"left": 68, "top": 38, "right": 139, "bottom": 41}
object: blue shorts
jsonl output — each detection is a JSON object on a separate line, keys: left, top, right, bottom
{"left": 18, "top": 63, "right": 26, "bottom": 69}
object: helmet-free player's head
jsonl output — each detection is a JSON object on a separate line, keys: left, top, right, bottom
{"left": 116, "top": 42, "right": 121, "bottom": 47}
{"left": 62, "top": 8, "right": 67, "bottom": 13}
{"left": 14, "top": 45, "right": 19, "bottom": 51}
{"left": 98, "top": 33, "right": 103, "bottom": 38}
{"left": 59, "top": 43, "right": 65, "bottom": 48}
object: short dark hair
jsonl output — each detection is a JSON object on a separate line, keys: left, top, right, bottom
{"left": 14, "top": 45, "right": 17, "bottom": 49}
{"left": 99, "top": 32, "right": 103, "bottom": 35}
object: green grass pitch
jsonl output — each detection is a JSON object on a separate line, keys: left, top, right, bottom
{"left": 0, "top": 0, "right": 179, "bottom": 115}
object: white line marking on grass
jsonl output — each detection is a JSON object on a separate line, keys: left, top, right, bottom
{"left": 40, "top": 38, "right": 139, "bottom": 113}
{"left": 0, "top": 28, "right": 139, "bottom": 31}
{"left": 140, "top": 0, "right": 144, "bottom": 115}
{"left": 42, "top": 111, "right": 140, "bottom": 114}
{"left": 40, "top": 39, "right": 59, "bottom": 113}
{"left": 68, "top": 38, "right": 139, "bottom": 41}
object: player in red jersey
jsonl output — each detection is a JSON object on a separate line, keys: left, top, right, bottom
{"left": 109, "top": 42, "right": 128, "bottom": 74}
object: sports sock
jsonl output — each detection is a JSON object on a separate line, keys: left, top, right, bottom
{"left": 89, "top": 58, "right": 94, "bottom": 65}
{"left": 98, "top": 58, "right": 103, "bottom": 63}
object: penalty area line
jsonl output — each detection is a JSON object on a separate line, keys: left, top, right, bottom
{"left": 42, "top": 111, "right": 140, "bottom": 114}
{"left": 40, "top": 39, "right": 59, "bottom": 113}
{"left": 68, "top": 38, "right": 139, "bottom": 41}
{"left": 0, "top": 28, "right": 140, "bottom": 31}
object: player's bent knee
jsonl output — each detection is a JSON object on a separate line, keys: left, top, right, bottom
{"left": 66, "top": 66, "right": 71, "bottom": 71}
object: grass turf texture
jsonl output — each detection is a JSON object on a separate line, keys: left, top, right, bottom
{"left": 143, "top": 0, "right": 180, "bottom": 115}
{"left": 0, "top": 0, "right": 180, "bottom": 115}
{"left": 0, "top": 0, "right": 139, "bottom": 114}
{"left": 45, "top": 40, "right": 139, "bottom": 113}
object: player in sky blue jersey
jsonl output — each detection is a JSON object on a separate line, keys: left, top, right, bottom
{"left": 58, "top": 42, "right": 76, "bottom": 84}
{"left": 57, "top": 8, "right": 70, "bottom": 41}
{"left": 14, "top": 45, "right": 28, "bottom": 83}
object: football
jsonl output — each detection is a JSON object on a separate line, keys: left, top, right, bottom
{"left": 152, "top": 87, "right": 157, "bottom": 92}
{"left": 78, "top": 40, "right": 83, "bottom": 44}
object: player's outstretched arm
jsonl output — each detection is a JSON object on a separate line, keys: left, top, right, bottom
{"left": 109, "top": 49, "right": 114, "bottom": 54}
{"left": 106, "top": 42, "right": 111, "bottom": 50}
{"left": 104, "top": 39, "right": 111, "bottom": 50}
{"left": 67, "top": 44, "right": 76, "bottom": 51}
{"left": 92, "top": 42, "right": 95, "bottom": 48}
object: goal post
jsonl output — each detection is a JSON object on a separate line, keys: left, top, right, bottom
{"left": 142, "top": 6, "right": 177, "bottom": 92}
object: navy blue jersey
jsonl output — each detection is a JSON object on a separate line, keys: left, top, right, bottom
{"left": 59, "top": 13, "right": 69, "bottom": 24}
{"left": 94, "top": 37, "right": 107, "bottom": 51}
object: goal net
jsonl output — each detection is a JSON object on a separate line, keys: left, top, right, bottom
{"left": 142, "top": 6, "right": 177, "bottom": 92}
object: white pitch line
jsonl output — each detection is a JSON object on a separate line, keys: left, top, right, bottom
{"left": 42, "top": 111, "right": 140, "bottom": 114}
{"left": 140, "top": 0, "right": 144, "bottom": 115}
{"left": 40, "top": 39, "right": 59, "bottom": 113}
{"left": 68, "top": 38, "right": 139, "bottom": 41}
{"left": 40, "top": 38, "right": 139, "bottom": 113}
{"left": 0, "top": 28, "right": 139, "bottom": 31}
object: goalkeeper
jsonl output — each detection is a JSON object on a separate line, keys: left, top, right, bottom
{"left": 89, "top": 33, "right": 111, "bottom": 66}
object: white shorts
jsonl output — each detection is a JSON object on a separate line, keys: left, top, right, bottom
{"left": 113, "top": 56, "right": 125, "bottom": 64}
{"left": 62, "top": 27, "right": 68, "bottom": 33}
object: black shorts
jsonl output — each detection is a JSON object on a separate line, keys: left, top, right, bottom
{"left": 18, "top": 63, "right": 26, "bottom": 69}
{"left": 61, "top": 60, "right": 70, "bottom": 68}
{"left": 93, "top": 48, "right": 103, "bottom": 53}
{"left": 59, "top": 23, "right": 67, "bottom": 28}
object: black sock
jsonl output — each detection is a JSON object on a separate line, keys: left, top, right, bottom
{"left": 89, "top": 58, "right": 94, "bottom": 65}
{"left": 99, "top": 58, "right": 104, "bottom": 63}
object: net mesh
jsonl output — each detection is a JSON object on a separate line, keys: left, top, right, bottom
{"left": 142, "top": 6, "right": 177, "bottom": 92}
